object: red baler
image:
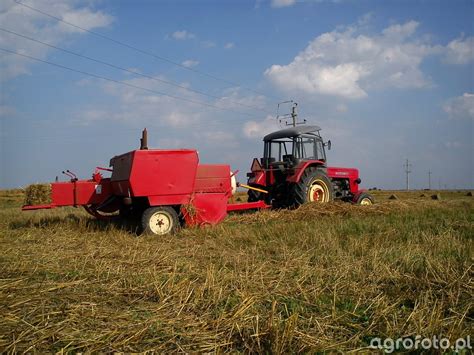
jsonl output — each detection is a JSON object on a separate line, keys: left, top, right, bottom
{"left": 22, "top": 129, "right": 267, "bottom": 235}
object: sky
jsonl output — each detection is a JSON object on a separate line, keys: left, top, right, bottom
{"left": 1, "top": 0, "right": 473, "bottom": 190}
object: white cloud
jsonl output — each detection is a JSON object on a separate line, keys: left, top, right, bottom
{"left": 181, "top": 59, "right": 199, "bottom": 68}
{"left": 243, "top": 115, "right": 278, "bottom": 138}
{"left": 201, "top": 40, "right": 216, "bottom": 48}
{"left": 158, "top": 138, "right": 185, "bottom": 149}
{"left": 443, "top": 93, "right": 474, "bottom": 120}
{"left": 171, "top": 30, "right": 195, "bottom": 40}
{"left": 75, "top": 74, "right": 270, "bottom": 135}
{"left": 444, "top": 36, "right": 474, "bottom": 64}
{"left": 445, "top": 141, "right": 462, "bottom": 149}
{"left": 335, "top": 103, "right": 347, "bottom": 113}
{"left": 194, "top": 130, "right": 238, "bottom": 147}
{"left": 381, "top": 20, "right": 418, "bottom": 39}
{"left": 270, "top": 0, "right": 348, "bottom": 8}
{"left": 224, "top": 42, "right": 235, "bottom": 49}
{"left": 71, "top": 75, "right": 269, "bottom": 164}
{"left": 0, "top": 105, "right": 16, "bottom": 118}
{"left": 214, "top": 87, "right": 267, "bottom": 111}
{"left": 265, "top": 21, "right": 442, "bottom": 99}
{"left": 271, "top": 0, "right": 296, "bottom": 8}
{"left": 0, "top": 0, "right": 113, "bottom": 81}
{"left": 58, "top": 8, "right": 113, "bottom": 33}
{"left": 75, "top": 76, "right": 203, "bottom": 128}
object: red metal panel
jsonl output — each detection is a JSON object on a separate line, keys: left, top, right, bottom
{"left": 51, "top": 180, "right": 113, "bottom": 206}
{"left": 327, "top": 167, "right": 359, "bottom": 193}
{"left": 22, "top": 204, "right": 55, "bottom": 210}
{"left": 148, "top": 194, "right": 191, "bottom": 206}
{"left": 227, "top": 200, "right": 270, "bottom": 212}
{"left": 194, "top": 164, "right": 231, "bottom": 193}
{"left": 286, "top": 160, "right": 325, "bottom": 183}
{"left": 129, "top": 149, "right": 199, "bottom": 197}
{"left": 183, "top": 193, "right": 228, "bottom": 226}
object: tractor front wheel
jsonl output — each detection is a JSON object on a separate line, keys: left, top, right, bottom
{"left": 355, "top": 192, "right": 374, "bottom": 205}
{"left": 290, "top": 168, "right": 333, "bottom": 207}
{"left": 141, "top": 206, "right": 179, "bottom": 236}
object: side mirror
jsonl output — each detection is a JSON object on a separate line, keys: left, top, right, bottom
{"left": 324, "top": 140, "right": 331, "bottom": 150}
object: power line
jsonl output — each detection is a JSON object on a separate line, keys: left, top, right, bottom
{"left": 0, "top": 47, "right": 262, "bottom": 118}
{"left": 13, "top": 0, "right": 282, "bottom": 101}
{"left": 0, "top": 118, "right": 247, "bottom": 142}
{"left": 0, "top": 27, "right": 273, "bottom": 115}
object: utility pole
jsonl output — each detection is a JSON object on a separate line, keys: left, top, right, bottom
{"left": 404, "top": 159, "right": 412, "bottom": 191}
{"left": 428, "top": 170, "right": 432, "bottom": 190}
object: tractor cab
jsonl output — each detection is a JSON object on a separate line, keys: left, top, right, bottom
{"left": 246, "top": 125, "right": 332, "bottom": 206}
{"left": 261, "top": 125, "right": 328, "bottom": 169}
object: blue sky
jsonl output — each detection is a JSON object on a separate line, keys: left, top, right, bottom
{"left": 1, "top": 0, "right": 473, "bottom": 189}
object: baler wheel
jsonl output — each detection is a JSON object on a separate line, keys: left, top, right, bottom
{"left": 355, "top": 193, "right": 374, "bottom": 205}
{"left": 141, "top": 206, "right": 179, "bottom": 236}
{"left": 290, "top": 168, "right": 333, "bottom": 207}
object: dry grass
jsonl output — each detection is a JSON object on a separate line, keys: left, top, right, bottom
{"left": 0, "top": 189, "right": 473, "bottom": 352}
{"left": 23, "top": 184, "right": 51, "bottom": 206}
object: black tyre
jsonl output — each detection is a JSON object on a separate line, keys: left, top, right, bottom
{"left": 290, "top": 168, "right": 333, "bottom": 207}
{"left": 247, "top": 189, "right": 262, "bottom": 202}
{"left": 355, "top": 192, "right": 374, "bottom": 205}
{"left": 141, "top": 206, "right": 179, "bottom": 236}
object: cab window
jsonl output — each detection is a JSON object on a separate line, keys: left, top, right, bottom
{"left": 267, "top": 140, "right": 289, "bottom": 161}
{"left": 294, "top": 137, "right": 316, "bottom": 160}
{"left": 316, "top": 140, "right": 326, "bottom": 161}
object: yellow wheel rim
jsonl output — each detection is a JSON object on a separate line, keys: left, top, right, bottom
{"left": 149, "top": 210, "right": 173, "bottom": 235}
{"left": 360, "top": 197, "right": 373, "bottom": 205}
{"left": 308, "top": 179, "right": 329, "bottom": 202}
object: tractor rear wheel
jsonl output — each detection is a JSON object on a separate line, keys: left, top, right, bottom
{"left": 141, "top": 206, "right": 179, "bottom": 236}
{"left": 355, "top": 192, "right": 374, "bottom": 205}
{"left": 290, "top": 168, "right": 333, "bottom": 207}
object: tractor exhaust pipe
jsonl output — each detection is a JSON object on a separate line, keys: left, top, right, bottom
{"left": 140, "top": 128, "right": 148, "bottom": 150}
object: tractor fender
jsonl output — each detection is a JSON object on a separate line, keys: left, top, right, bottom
{"left": 286, "top": 161, "right": 326, "bottom": 183}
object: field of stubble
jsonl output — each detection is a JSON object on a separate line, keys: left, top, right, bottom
{"left": 0, "top": 189, "right": 473, "bottom": 352}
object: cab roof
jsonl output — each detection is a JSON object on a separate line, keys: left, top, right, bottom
{"left": 263, "top": 125, "right": 322, "bottom": 141}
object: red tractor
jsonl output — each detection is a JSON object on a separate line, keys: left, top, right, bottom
{"left": 244, "top": 125, "right": 374, "bottom": 207}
